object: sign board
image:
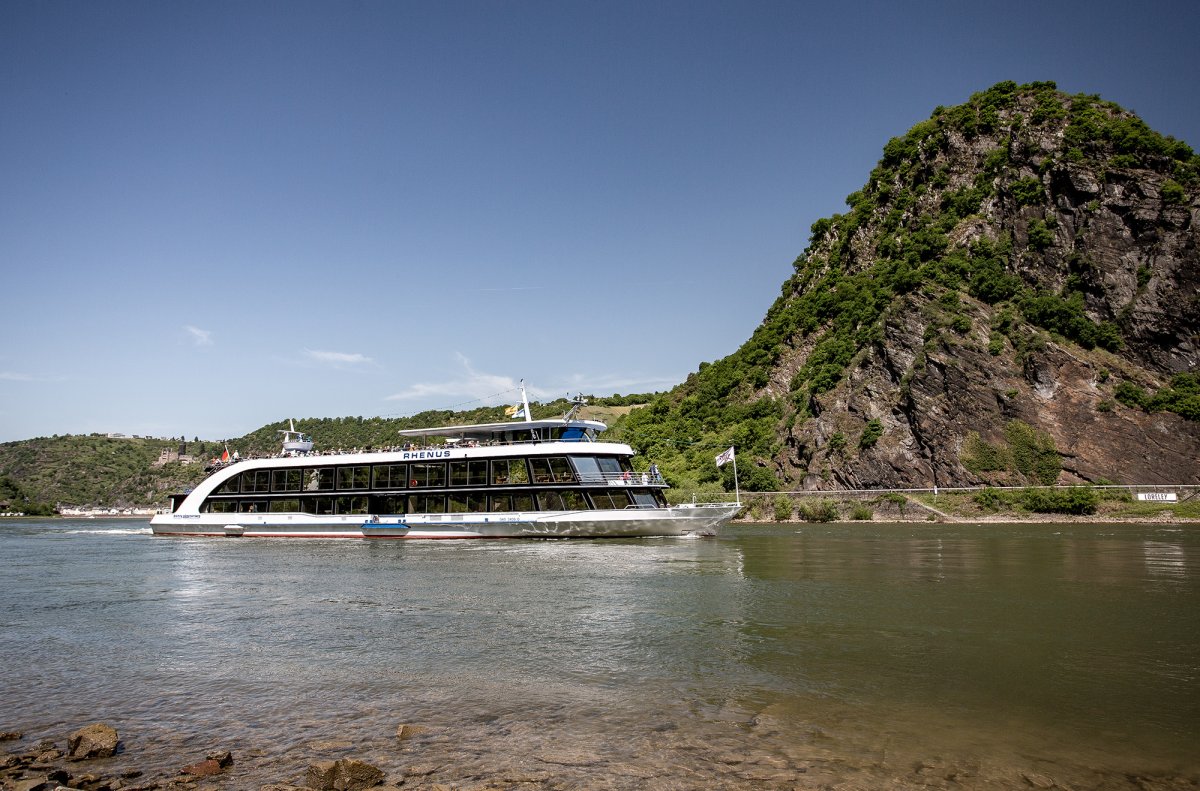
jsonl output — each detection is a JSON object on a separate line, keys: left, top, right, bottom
{"left": 1137, "top": 492, "right": 1178, "bottom": 502}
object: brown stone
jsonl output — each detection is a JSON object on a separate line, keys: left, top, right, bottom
{"left": 67, "top": 723, "right": 119, "bottom": 761}
{"left": 304, "top": 758, "right": 385, "bottom": 791}
{"left": 0, "top": 730, "right": 22, "bottom": 741}
{"left": 204, "top": 751, "right": 233, "bottom": 769}
{"left": 180, "top": 759, "right": 224, "bottom": 777}
{"left": 394, "top": 724, "right": 426, "bottom": 740}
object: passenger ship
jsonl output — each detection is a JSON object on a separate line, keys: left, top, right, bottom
{"left": 150, "top": 392, "right": 739, "bottom": 539}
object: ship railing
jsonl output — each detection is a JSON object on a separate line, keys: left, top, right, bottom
{"left": 571, "top": 471, "right": 666, "bottom": 486}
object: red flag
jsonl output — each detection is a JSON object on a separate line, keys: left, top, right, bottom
{"left": 220, "top": 448, "right": 230, "bottom": 462}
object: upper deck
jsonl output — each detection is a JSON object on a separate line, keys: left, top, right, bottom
{"left": 397, "top": 417, "right": 608, "bottom": 447}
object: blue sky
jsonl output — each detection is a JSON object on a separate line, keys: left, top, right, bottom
{"left": 2, "top": 1, "right": 1197, "bottom": 443}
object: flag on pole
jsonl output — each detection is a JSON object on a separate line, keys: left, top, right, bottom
{"left": 715, "top": 446, "right": 735, "bottom": 467}
{"left": 505, "top": 404, "right": 525, "bottom": 419}
{"left": 220, "top": 447, "right": 230, "bottom": 463}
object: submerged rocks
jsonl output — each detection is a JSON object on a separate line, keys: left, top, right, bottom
{"left": 66, "top": 724, "right": 118, "bottom": 761}
{"left": 304, "top": 758, "right": 385, "bottom": 791}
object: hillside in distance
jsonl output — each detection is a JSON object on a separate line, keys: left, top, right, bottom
{"left": 0, "top": 396, "right": 652, "bottom": 509}
{"left": 4, "top": 82, "right": 1198, "bottom": 508}
{"left": 620, "top": 81, "right": 1200, "bottom": 491}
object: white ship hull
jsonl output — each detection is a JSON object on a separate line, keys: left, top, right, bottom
{"left": 150, "top": 503, "right": 738, "bottom": 539}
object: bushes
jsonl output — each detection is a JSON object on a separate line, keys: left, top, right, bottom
{"left": 859, "top": 419, "right": 884, "bottom": 449}
{"left": 974, "top": 485, "right": 1098, "bottom": 515}
{"left": 1011, "top": 177, "right": 1045, "bottom": 206}
{"left": 797, "top": 499, "right": 838, "bottom": 522}
{"left": 1115, "top": 373, "right": 1200, "bottom": 421}
{"left": 1021, "top": 487, "right": 1099, "bottom": 515}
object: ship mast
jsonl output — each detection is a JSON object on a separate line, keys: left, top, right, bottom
{"left": 519, "top": 379, "right": 532, "bottom": 423}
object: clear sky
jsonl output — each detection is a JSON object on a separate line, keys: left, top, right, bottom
{"left": 2, "top": 1, "right": 1197, "bottom": 443}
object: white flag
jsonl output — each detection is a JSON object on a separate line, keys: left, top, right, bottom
{"left": 715, "top": 446, "right": 735, "bottom": 467}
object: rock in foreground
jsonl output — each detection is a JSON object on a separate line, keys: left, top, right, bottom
{"left": 305, "top": 758, "right": 386, "bottom": 790}
{"left": 66, "top": 723, "right": 118, "bottom": 761}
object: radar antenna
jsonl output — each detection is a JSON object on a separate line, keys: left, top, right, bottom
{"left": 563, "top": 393, "right": 588, "bottom": 422}
{"left": 278, "top": 418, "right": 314, "bottom": 456}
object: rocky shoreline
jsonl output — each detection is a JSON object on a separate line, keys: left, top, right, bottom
{"left": 0, "top": 725, "right": 410, "bottom": 791}
{"left": 5, "top": 722, "right": 1197, "bottom": 791}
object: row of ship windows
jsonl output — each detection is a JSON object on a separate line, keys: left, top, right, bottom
{"left": 216, "top": 456, "right": 634, "bottom": 494}
{"left": 202, "top": 487, "right": 664, "bottom": 514}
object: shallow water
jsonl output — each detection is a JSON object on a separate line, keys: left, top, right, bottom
{"left": 1, "top": 519, "right": 1196, "bottom": 788}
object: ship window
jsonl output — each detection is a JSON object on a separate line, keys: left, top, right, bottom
{"left": 489, "top": 493, "right": 534, "bottom": 512}
{"left": 301, "top": 497, "right": 335, "bottom": 515}
{"left": 306, "top": 468, "right": 335, "bottom": 491}
{"left": 530, "top": 457, "right": 574, "bottom": 484}
{"left": 337, "top": 466, "right": 371, "bottom": 490}
{"left": 270, "top": 499, "right": 300, "bottom": 512}
{"left": 206, "top": 500, "right": 238, "bottom": 513}
{"left": 561, "top": 491, "right": 588, "bottom": 510}
{"left": 372, "top": 464, "right": 407, "bottom": 489}
{"left": 490, "top": 458, "right": 529, "bottom": 485}
{"left": 241, "top": 470, "right": 271, "bottom": 493}
{"left": 272, "top": 469, "right": 303, "bottom": 492}
{"left": 571, "top": 456, "right": 603, "bottom": 483}
{"left": 408, "top": 462, "right": 446, "bottom": 488}
{"left": 596, "top": 457, "right": 623, "bottom": 475}
{"left": 370, "top": 494, "right": 406, "bottom": 515}
{"left": 449, "top": 460, "right": 489, "bottom": 487}
{"left": 536, "top": 491, "right": 565, "bottom": 510}
{"left": 239, "top": 499, "right": 268, "bottom": 512}
{"left": 630, "top": 489, "right": 664, "bottom": 508}
{"left": 336, "top": 496, "right": 369, "bottom": 514}
{"left": 216, "top": 475, "right": 241, "bottom": 494}
{"left": 409, "top": 493, "right": 445, "bottom": 514}
{"left": 448, "top": 493, "right": 487, "bottom": 513}
{"left": 590, "top": 490, "right": 632, "bottom": 509}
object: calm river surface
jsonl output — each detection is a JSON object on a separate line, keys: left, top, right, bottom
{"left": 1, "top": 519, "right": 1196, "bottom": 789}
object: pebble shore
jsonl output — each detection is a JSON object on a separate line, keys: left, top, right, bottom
{"left": 4, "top": 722, "right": 1198, "bottom": 791}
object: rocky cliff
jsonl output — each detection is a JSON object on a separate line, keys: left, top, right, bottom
{"left": 623, "top": 81, "right": 1200, "bottom": 489}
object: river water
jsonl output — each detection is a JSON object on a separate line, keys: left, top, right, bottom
{"left": 0, "top": 519, "right": 1196, "bottom": 789}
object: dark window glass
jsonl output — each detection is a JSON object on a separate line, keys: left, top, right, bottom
{"left": 561, "top": 491, "right": 588, "bottom": 510}
{"left": 305, "top": 468, "right": 335, "bottom": 491}
{"left": 489, "top": 493, "right": 513, "bottom": 512}
{"left": 531, "top": 457, "right": 574, "bottom": 483}
{"left": 449, "top": 493, "right": 487, "bottom": 513}
{"left": 301, "top": 497, "right": 335, "bottom": 515}
{"left": 490, "top": 458, "right": 529, "bottom": 485}
{"left": 337, "top": 466, "right": 371, "bottom": 490}
{"left": 272, "top": 469, "right": 303, "bottom": 492}
{"left": 529, "top": 458, "right": 553, "bottom": 483}
{"left": 206, "top": 500, "right": 238, "bottom": 513}
{"left": 409, "top": 463, "right": 446, "bottom": 488}
{"left": 449, "top": 460, "right": 489, "bottom": 487}
{"left": 630, "top": 489, "right": 664, "bottom": 508}
{"left": 270, "top": 499, "right": 300, "bottom": 512}
{"left": 536, "top": 491, "right": 566, "bottom": 510}
{"left": 596, "top": 457, "right": 623, "bottom": 475}
{"left": 336, "top": 495, "right": 369, "bottom": 514}
{"left": 241, "top": 470, "right": 271, "bottom": 493}
{"left": 409, "top": 493, "right": 446, "bottom": 514}
{"left": 590, "top": 490, "right": 632, "bottom": 509}
{"left": 572, "top": 457, "right": 603, "bottom": 483}
{"left": 216, "top": 475, "right": 241, "bottom": 494}
{"left": 239, "top": 499, "right": 268, "bottom": 513}
{"left": 372, "top": 464, "right": 407, "bottom": 489}
{"left": 369, "top": 494, "right": 406, "bottom": 515}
